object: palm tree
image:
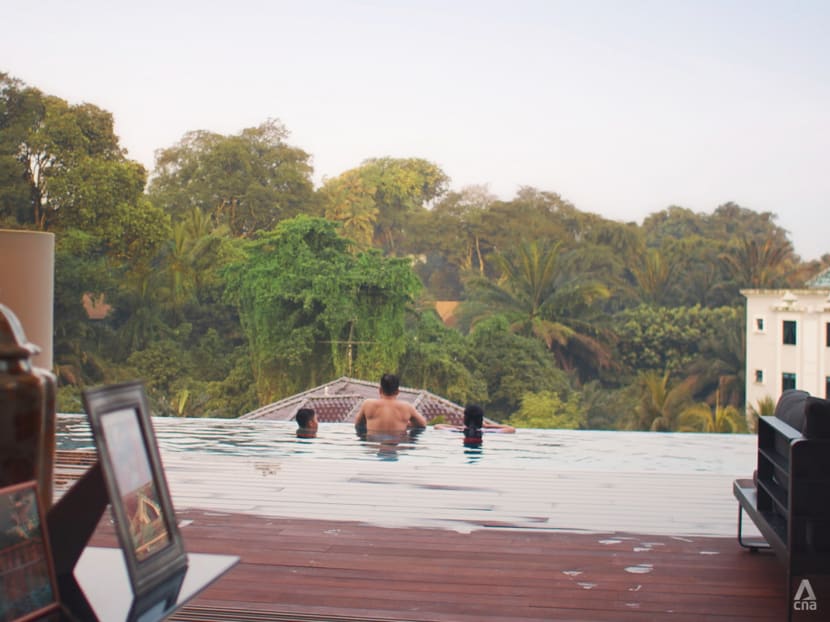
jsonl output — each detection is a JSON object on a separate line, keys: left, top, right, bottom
{"left": 117, "top": 267, "right": 169, "bottom": 355}
{"left": 747, "top": 395, "right": 776, "bottom": 433}
{"left": 678, "top": 400, "right": 747, "bottom": 433}
{"left": 686, "top": 310, "right": 745, "bottom": 408}
{"left": 720, "top": 234, "right": 795, "bottom": 288}
{"left": 630, "top": 370, "right": 697, "bottom": 431}
{"left": 631, "top": 248, "right": 676, "bottom": 306}
{"left": 463, "top": 240, "right": 612, "bottom": 378}
{"left": 161, "top": 207, "right": 229, "bottom": 319}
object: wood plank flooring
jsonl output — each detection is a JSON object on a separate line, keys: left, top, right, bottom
{"left": 86, "top": 509, "right": 785, "bottom": 621}
{"left": 56, "top": 441, "right": 786, "bottom": 621}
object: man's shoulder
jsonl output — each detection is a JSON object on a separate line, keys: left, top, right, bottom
{"left": 360, "top": 398, "right": 381, "bottom": 412}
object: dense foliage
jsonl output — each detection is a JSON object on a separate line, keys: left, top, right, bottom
{"left": 3, "top": 72, "right": 828, "bottom": 429}
{"left": 223, "top": 216, "right": 421, "bottom": 402}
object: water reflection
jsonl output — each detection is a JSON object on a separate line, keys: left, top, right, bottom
{"left": 463, "top": 443, "right": 483, "bottom": 463}
{"left": 358, "top": 428, "right": 424, "bottom": 461}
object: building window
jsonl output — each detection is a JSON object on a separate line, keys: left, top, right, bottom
{"left": 755, "top": 317, "right": 765, "bottom": 332}
{"left": 782, "top": 372, "right": 797, "bottom": 391}
{"left": 826, "top": 323, "right": 830, "bottom": 347}
{"left": 826, "top": 376, "right": 830, "bottom": 399}
{"left": 755, "top": 370, "right": 764, "bottom": 383}
{"left": 783, "top": 320, "right": 797, "bottom": 345}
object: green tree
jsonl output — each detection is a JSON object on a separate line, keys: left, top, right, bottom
{"left": 509, "top": 390, "right": 584, "bottom": 429}
{"left": 52, "top": 230, "right": 112, "bottom": 395}
{"left": 579, "top": 382, "right": 636, "bottom": 430}
{"left": 149, "top": 119, "right": 317, "bottom": 237}
{"left": 657, "top": 236, "right": 734, "bottom": 307}
{"left": 112, "top": 266, "right": 171, "bottom": 356}
{"left": 398, "top": 311, "right": 486, "bottom": 405}
{"left": 320, "top": 168, "right": 378, "bottom": 249}
{"left": 462, "top": 240, "right": 612, "bottom": 380}
{"left": 685, "top": 306, "right": 745, "bottom": 407}
{"left": 747, "top": 395, "right": 776, "bottom": 433}
{"left": 159, "top": 207, "right": 230, "bottom": 319}
{"left": 224, "top": 216, "right": 421, "bottom": 402}
{"left": 613, "top": 305, "right": 737, "bottom": 379}
{"left": 708, "top": 202, "right": 791, "bottom": 243}
{"left": 642, "top": 202, "right": 798, "bottom": 307}
{"left": 478, "top": 188, "right": 578, "bottom": 256}
{"left": 1, "top": 73, "right": 171, "bottom": 399}
{"left": 1, "top": 73, "right": 41, "bottom": 226}
{"left": 411, "top": 185, "right": 496, "bottom": 300}
{"left": 720, "top": 234, "right": 797, "bottom": 289}
{"left": 579, "top": 220, "right": 645, "bottom": 312}
{"left": 357, "top": 157, "right": 450, "bottom": 253}
{"left": 677, "top": 402, "right": 747, "bottom": 433}
{"left": 642, "top": 205, "right": 706, "bottom": 247}
{"left": 629, "top": 370, "right": 696, "bottom": 431}
{"left": 466, "top": 316, "right": 571, "bottom": 421}
{"left": 0, "top": 75, "right": 134, "bottom": 233}
{"left": 428, "top": 185, "right": 495, "bottom": 274}
{"left": 630, "top": 248, "right": 677, "bottom": 306}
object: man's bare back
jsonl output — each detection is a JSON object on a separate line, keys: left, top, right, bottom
{"left": 355, "top": 397, "right": 426, "bottom": 435}
{"left": 355, "top": 374, "right": 427, "bottom": 436}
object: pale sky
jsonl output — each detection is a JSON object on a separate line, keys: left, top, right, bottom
{"left": 3, "top": 1, "right": 828, "bottom": 259}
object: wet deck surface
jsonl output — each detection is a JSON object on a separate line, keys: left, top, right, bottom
{"left": 55, "top": 444, "right": 787, "bottom": 621}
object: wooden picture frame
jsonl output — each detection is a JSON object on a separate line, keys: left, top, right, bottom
{"left": 82, "top": 381, "right": 187, "bottom": 598}
{"left": 0, "top": 481, "right": 61, "bottom": 622}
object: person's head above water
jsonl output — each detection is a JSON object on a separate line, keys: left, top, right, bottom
{"left": 462, "top": 404, "right": 484, "bottom": 447}
{"left": 379, "top": 373, "right": 400, "bottom": 397}
{"left": 463, "top": 404, "right": 484, "bottom": 430}
{"left": 295, "top": 407, "right": 318, "bottom": 437}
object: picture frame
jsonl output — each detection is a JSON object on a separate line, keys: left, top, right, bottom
{"left": 0, "top": 480, "right": 61, "bottom": 622}
{"left": 82, "top": 381, "right": 187, "bottom": 598}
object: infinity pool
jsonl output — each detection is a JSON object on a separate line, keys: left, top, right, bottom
{"left": 57, "top": 414, "right": 756, "bottom": 475}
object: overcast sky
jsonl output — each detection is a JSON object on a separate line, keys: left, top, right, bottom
{"left": 3, "top": 1, "right": 828, "bottom": 259}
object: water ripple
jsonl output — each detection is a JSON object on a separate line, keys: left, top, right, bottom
{"left": 56, "top": 414, "right": 755, "bottom": 473}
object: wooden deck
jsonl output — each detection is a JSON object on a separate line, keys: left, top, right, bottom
{"left": 55, "top": 449, "right": 788, "bottom": 621}
{"left": 86, "top": 509, "right": 786, "bottom": 621}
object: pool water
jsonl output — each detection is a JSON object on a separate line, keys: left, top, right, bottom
{"left": 57, "top": 414, "right": 756, "bottom": 475}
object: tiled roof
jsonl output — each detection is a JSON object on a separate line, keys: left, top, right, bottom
{"left": 241, "top": 376, "right": 468, "bottom": 425}
{"left": 301, "top": 395, "right": 364, "bottom": 423}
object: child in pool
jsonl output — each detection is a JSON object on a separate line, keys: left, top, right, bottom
{"left": 295, "top": 407, "right": 318, "bottom": 438}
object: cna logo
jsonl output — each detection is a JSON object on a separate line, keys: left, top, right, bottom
{"left": 793, "top": 578, "right": 818, "bottom": 612}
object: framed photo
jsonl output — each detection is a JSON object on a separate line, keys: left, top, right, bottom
{"left": 0, "top": 481, "right": 61, "bottom": 622}
{"left": 82, "top": 381, "right": 187, "bottom": 598}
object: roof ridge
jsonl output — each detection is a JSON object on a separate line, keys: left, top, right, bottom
{"left": 242, "top": 376, "right": 468, "bottom": 423}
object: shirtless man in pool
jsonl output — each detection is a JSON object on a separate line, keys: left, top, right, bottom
{"left": 354, "top": 374, "right": 427, "bottom": 437}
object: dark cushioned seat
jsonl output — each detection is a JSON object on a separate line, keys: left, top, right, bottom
{"left": 774, "top": 389, "right": 810, "bottom": 432}
{"left": 803, "top": 395, "right": 830, "bottom": 439}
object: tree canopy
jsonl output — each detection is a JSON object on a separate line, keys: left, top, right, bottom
{"left": 4, "top": 70, "right": 824, "bottom": 429}
{"left": 224, "top": 216, "right": 421, "bottom": 402}
{"left": 149, "top": 119, "right": 317, "bottom": 237}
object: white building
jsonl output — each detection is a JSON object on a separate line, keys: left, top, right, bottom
{"left": 742, "top": 268, "right": 830, "bottom": 410}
